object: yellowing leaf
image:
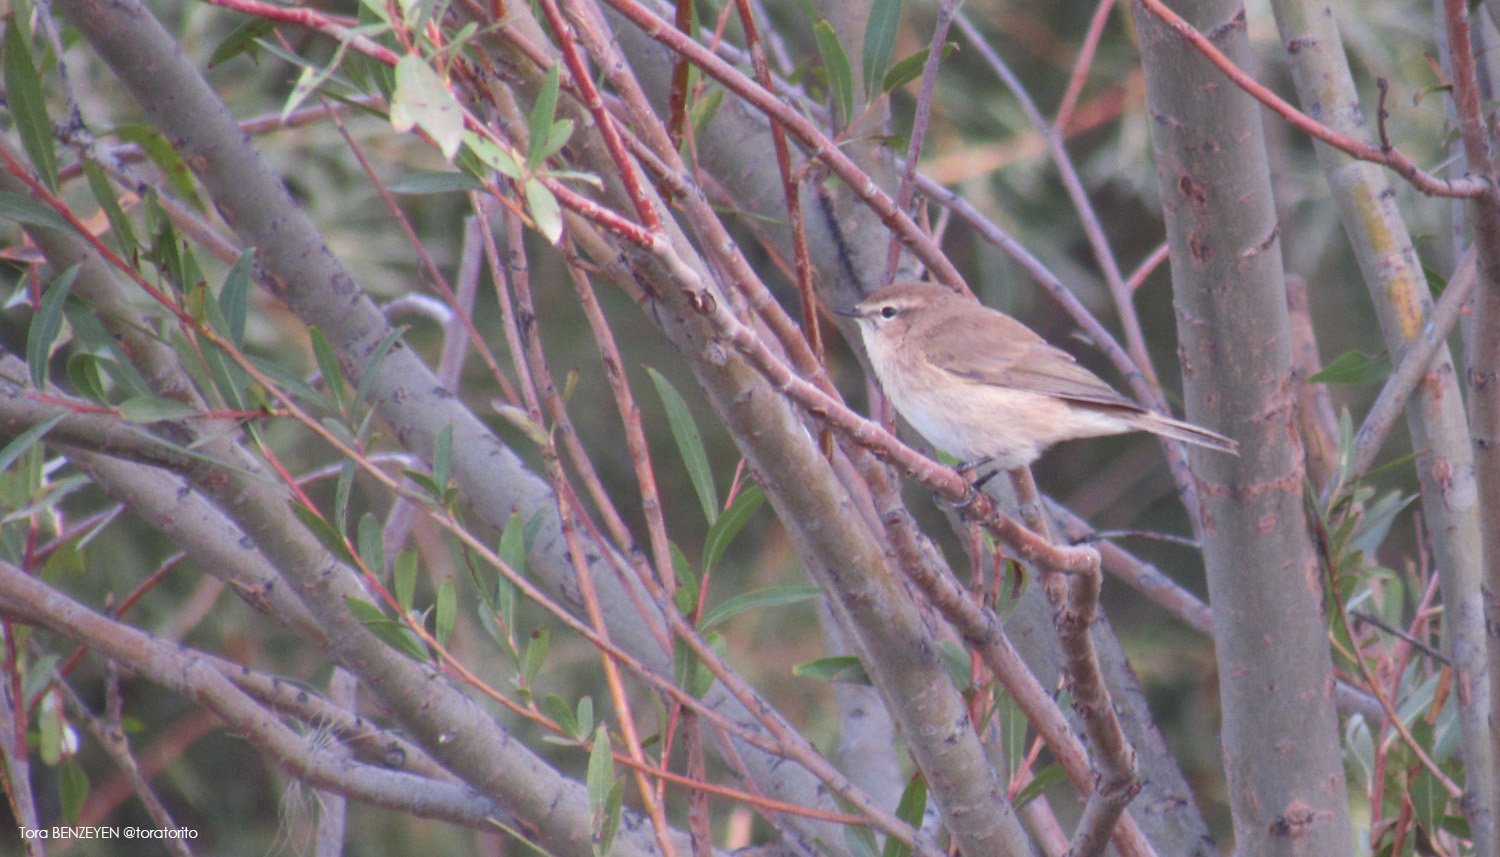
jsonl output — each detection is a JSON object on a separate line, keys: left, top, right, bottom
{"left": 390, "top": 55, "right": 463, "bottom": 160}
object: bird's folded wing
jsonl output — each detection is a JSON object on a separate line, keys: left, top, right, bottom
{"left": 925, "top": 315, "right": 1143, "bottom": 412}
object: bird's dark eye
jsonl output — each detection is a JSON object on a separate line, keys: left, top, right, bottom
{"left": 879, "top": 305, "right": 898, "bottom": 319}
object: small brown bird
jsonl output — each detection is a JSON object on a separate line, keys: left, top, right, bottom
{"left": 840, "top": 281, "right": 1237, "bottom": 469}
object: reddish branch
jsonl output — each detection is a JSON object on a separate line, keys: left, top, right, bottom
{"left": 1134, "top": 0, "right": 1490, "bottom": 200}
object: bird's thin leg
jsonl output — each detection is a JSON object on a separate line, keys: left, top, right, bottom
{"left": 957, "top": 456, "right": 1001, "bottom": 491}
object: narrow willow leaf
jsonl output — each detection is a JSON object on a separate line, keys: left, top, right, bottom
{"left": 575, "top": 696, "right": 593, "bottom": 740}
{"left": 111, "top": 124, "right": 205, "bottom": 211}
{"left": 844, "top": 823, "right": 880, "bottom": 857}
{"left": 390, "top": 54, "right": 463, "bottom": 160}
{"left": 813, "top": 20, "right": 853, "bottom": 123}
{"left": 703, "top": 484, "right": 764, "bottom": 575}
{"left": 435, "top": 578, "right": 456, "bottom": 646}
{"left": 522, "top": 626, "right": 549, "bottom": 689}
{"left": 882, "top": 773, "right": 927, "bottom": 857}
{"left": 220, "top": 249, "right": 255, "bottom": 347}
{"left": 66, "top": 354, "right": 110, "bottom": 404}
{"left": 1309, "top": 350, "right": 1391, "bottom": 385}
{"left": 536, "top": 119, "right": 575, "bottom": 165}
{"left": 1013, "top": 763, "right": 1068, "bottom": 810}
{"left": 27, "top": 265, "right": 80, "bottom": 388}
{"left": 527, "top": 65, "right": 562, "bottom": 168}
{"left": 350, "top": 327, "right": 404, "bottom": 418}
{"left": 0, "top": 413, "right": 65, "bottom": 474}
{"left": 81, "top": 159, "right": 138, "bottom": 255}
{"left": 334, "top": 459, "right": 355, "bottom": 534}
{"left": 792, "top": 655, "right": 871, "bottom": 685}
{"left": 646, "top": 367, "right": 718, "bottom": 523}
{"left": 387, "top": 170, "right": 486, "bottom": 195}
{"left": 357, "top": 513, "right": 385, "bottom": 576}
{"left": 670, "top": 542, "right": 697, "bottom": 615}
{"left": 345, "top": 596, "right": 429, "bottom": 660}
{"left": 59, "top": 762, "right": 89, "bottom": 825}
{"left": 523, "top": 178, "right": 563, "bottom": 245}
{"left": 462, "top": 131, "right": 522, "bottom": 179}
{"left": 431, "top": 422, "right": 454, "bottom": 498}
{"left": 291, "top": 502, "right": 356, "bottom": 565}
{"left": 394, "top": 540, "right": 417, "bottom": 612}
{"left": 308, "top": 327, "right": 347, "bottom": 413}
{"left": 699, "top": 585, "right": 821, "bottom": 632}
{"left": 116, "top": 396, "right": 199, "bottom": 423}
{"left": 4, "top": 18, "right": 58, "bottom": 190}
{"left": 861, "top": 0, "right": 903, "bottom": 97}
{"left": 208, "top": 16, "right": 277, "bottom": 66}
{"left": 0, "top": 190, "right": 74, "bottom": 233}
{"left": 543, "top": 694, "right": 579, "bottom": 738}
{"left": 882, "top": 43, "right": 956, "bottom": 93}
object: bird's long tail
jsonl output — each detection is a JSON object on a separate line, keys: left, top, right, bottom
{"left": 1133, "top": 412, "right": 1238, "bottom": 455}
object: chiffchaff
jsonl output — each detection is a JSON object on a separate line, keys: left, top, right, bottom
{"left": 839, "top": 281, "right": 1237, "bottom": 469}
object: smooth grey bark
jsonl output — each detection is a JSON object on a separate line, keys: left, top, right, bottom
{"left": 1267, "top": 0, "right": 1494, "bottom": 849}
{"left": 1132, "top": 1, "right": 1354, "bottom": 855}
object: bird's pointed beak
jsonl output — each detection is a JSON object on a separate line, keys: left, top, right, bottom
{"left": 832, "top": 305, "right": 862, "bottom": 318}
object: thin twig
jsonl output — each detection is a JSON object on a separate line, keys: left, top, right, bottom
{"left": 1133, "top": 0, "right": 1490, "bottom": 199}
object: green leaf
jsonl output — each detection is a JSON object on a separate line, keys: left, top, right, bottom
{"left": 345, "top": 596, "right": 429, "bottom": 660}
{"left": 220, "top": 249, "right": 255, "bottom": 347}
{"left": 309, "top": 326, "right": 348, "bottom": 413}
{"left": 844, "top": 822, "right": 880, "bottom": 857}
{"left": 280, "top": 40, "right": 353, "bottom": 121}
{"left": 387, "top": 170, "right": 486, "bottom": 195}
{"left": 937, "top": 638, "right": 970, "bottom": 691}
{"left": 5, "top": 18, "right": 58, "bottom": 190}
{"left": 523, "top": 178, "right": 563, "bottom": 245}
{"left": 543, "top": 693, "right": 579, "bottom": 737}
{"left": 435, "top": 578, "right": 456, "bottom": 646}
{"left": 357, "top": 513, "right": 385, "bottom": 576}
{"left": 536, "top": 119, "right": 575, "bottom": 165}
{"left": 27, "top": 264, "right": 80, "bottom": 388}
{"left": 813, "top": 20, "right": 854, "bottom": 123}
{"left": 391, "top": 54, "right": 464, "bottom": 160}
{"left": 291, "top": 502, "right": 356, "bottom": 565}
{"left": 63, "top": 352, "right": 108, "bottom": 405}
{"left": 574, "top": 696, "right": 594, "bottom": 739}
{"left": 81, "top": 159, "right": 138, "bottom": 256}
{"left": 334, "top": 459, "right": 355, "bottom": 534}
{"left": 587, "top": 724, "right": 613, "bottom": 806}
{"left": 209, "top": 16, "right": 277, "bottom": 66}
{"left": 498, "top": 511, "right": 527, "bottom": 573}
{"left": 862, "top": 0, "right": 903, "bottom": 97}
{"left": 59, "top": 762, "right": 88, "bottom": 824}
{"left": 110, "top": 125, "right": 204, "bottom": 211}
{"left": 670, "top": 542, "right": 697, "bottom": 615}
{"left": 1309, "top": 350, "right": 1391, "bottom": 385}
{"left": 646, "top": 367, "right": 718, "bottom": 523}
{"left": 0, "top": 414, "right": 65, "bottom": 474}
{"left": 528, "top": 65, "right": 563, "bottom": 168}
{"left": 703, "top": 484, "right": 764, "bottom": 575}
{"left": 0, "top": 190, "right": 74, "bottom": 233}
{"left": 587, "top": 725, "right": 623, "bottom": 857}
{"left": 883, "top": 44, "right": 956, "bottom": 93}
{"left": 432, "top": 422, "right": 454, "bottom": 497}
{"left": 793, "top": 655, "right": 871, "bottom": 685}
{"left": 350, "top": 327, "right": 404, "bottom": 418}
{"left": 394, "top": 542, "right": 417, "bottom": 612}
{"left": 699, "top": 585, "right": 821, "bottom": 632}
{"left": 116, "top": 396, "right": 196, "bottom": 424}
{"left": 1013, "top": 762, "right": 1068, "bottom": 810}
{"left": 522, "top": 626, "right": 550, "bottom": 690}
{"left": 462, "top": 131, "right": 522, "bottom": 179}
{"left": 882, "top": 773, "right": 927, "bottom": 857}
